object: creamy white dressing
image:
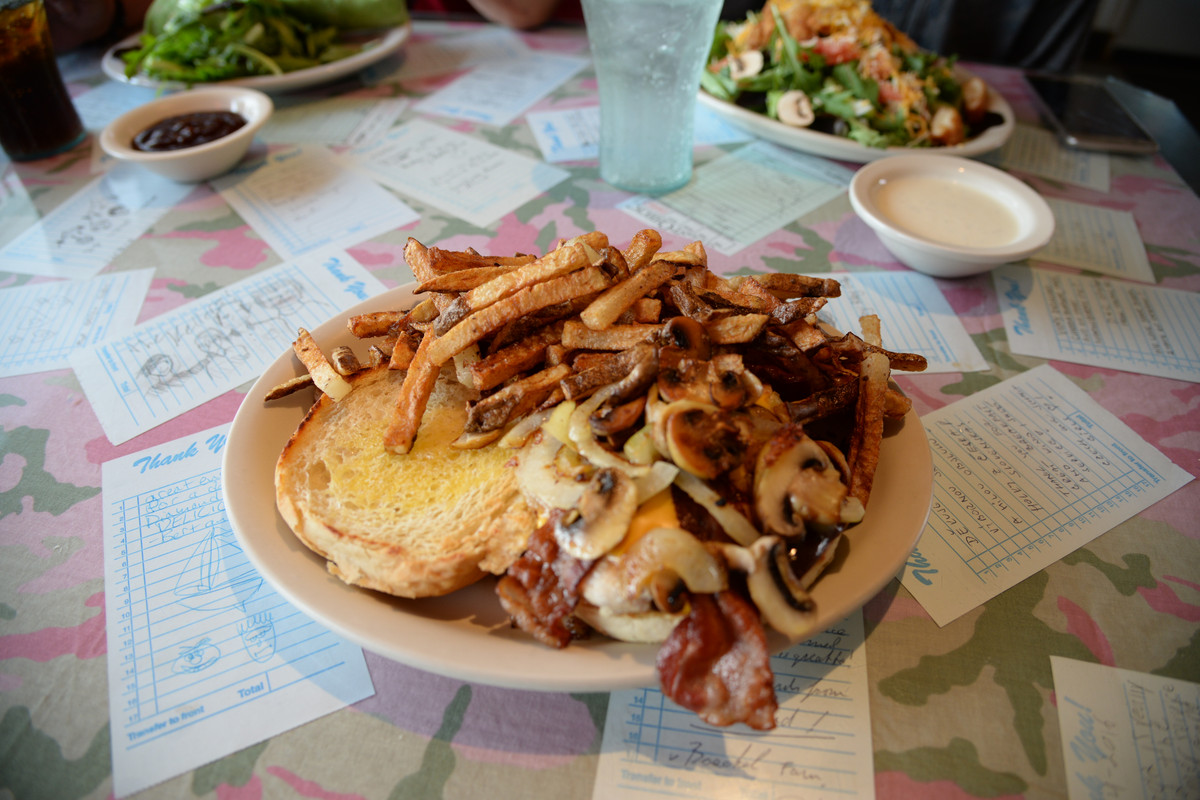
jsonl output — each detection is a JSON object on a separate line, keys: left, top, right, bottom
{"left": 874, "top": 174, "right": 1020, "bottom": 248}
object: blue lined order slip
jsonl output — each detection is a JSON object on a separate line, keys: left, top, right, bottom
{"left": 994, "top": 265, "right": 1200, "bottom": 383}
{"left": 101, "top": 423, "right": 374, "bottom": 797}
{"left": 900, "top": 365, "right": 1192, "bottom": 626}
{"left": 70, "top": 249, "right": 384, "bottom": 445}
{"left": 593, "top": 611, "right": 875, "bottom": 800}
{"left": 811, "top": 271, "right": 988, "bottom": 374}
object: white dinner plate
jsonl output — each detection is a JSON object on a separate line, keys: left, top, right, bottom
{"left": 222, "top": 283, "right": 934, "bottom": 692}
{"left": 102, "top": 24, "right": 410, "bottom": 93}
{"left": 697, "top": 73, "right": 1014, "bottom": 163}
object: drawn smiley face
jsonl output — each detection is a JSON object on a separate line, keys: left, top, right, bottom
{"left": 172, "top": 637, "right": 220, "bottom": 674}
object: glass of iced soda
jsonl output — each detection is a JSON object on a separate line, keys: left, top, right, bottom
{"left": 0, "top": 0, "right": 86, "bottom": 162}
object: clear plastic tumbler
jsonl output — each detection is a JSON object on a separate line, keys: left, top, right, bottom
{"left": 581, "top": 0, "right": 723, "bottom": 195}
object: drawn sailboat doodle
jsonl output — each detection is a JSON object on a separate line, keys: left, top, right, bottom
{"left": 174, "top": 522, "right": 262, "bottom": 612}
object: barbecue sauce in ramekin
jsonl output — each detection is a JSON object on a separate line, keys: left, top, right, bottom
{"left": 132, "top": 111, "right": 247, "bottom": 152}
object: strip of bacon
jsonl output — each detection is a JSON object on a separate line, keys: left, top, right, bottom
{"left": 656, "top": 591, "right": 778, "bottom": 730}
{"left": 496, "top": 514, "right": 592, "bottom": 648}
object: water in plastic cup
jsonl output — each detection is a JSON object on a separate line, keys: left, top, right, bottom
{"left": 581, "top": 0, "right": 723, "bottom": 195}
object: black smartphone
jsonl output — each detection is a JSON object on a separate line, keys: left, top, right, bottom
{"left": 1026, "top": 73, "right": 1158, "bottom": 154}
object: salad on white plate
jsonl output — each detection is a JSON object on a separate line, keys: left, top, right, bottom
{"left": 703, "top": 0, "right": 1008, "bottom": 151}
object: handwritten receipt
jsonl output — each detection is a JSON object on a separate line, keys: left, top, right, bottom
{"left": 71, "top": 250, "right": 384, "bottom": 445}
{"left": 1051, "top": 656, "right": 1199, "bottom": 800}
{"left": 901, "top": 365, "right": 1191, "bottom": 626}
{"left": 0, "top": 164, "right": 194, "bottom": 279}
{"left": 212, "top": 145, "right": 418, "bottom": 259}
{"left": 994, "top": 265, "right": 1200, "bottom": 383}
{"left": 0, "top": 268, "right": 152, "bottom": 378}
{"left": 594, "top": 610, "right": 874, "bottom": 800}
{"left": 101, "top": 424, "right": 373, "bottom": 796}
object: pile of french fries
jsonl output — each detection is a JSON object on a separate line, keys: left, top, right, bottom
{"left": 278, "top": 229, "right": 926, "bottom": 520}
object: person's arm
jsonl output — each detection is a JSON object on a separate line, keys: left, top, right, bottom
{"left": 465, "top": 0, "right": 562, "bottom": 29}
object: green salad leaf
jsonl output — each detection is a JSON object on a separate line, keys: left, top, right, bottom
{"left": 125, "top": 0, "right": 403, "bottom": 84}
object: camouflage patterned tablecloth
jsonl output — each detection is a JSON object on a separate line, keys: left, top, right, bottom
{"left": 2, "top": 22, "right": 1198, "bottom": 800}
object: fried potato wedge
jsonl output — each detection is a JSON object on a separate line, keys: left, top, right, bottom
{"left": 580, "top": 258, "right": 677, "bottom": 331}
{"left": 847, "top": 350, "right": 890, "bottom": 505}
{"left": 623, "top": 228, "right": 663, "bottom": 272}
{"left": 746, "top": 273, "right": 841, "bottom": 298}
{"left": 292, "top": 328, "right": 353, "bottom": 401}
{"left": 469, "top": 324, "right": 563, "bottom": 392}
{"left": 417, "top": 266, "right": 515, "bottom": 293}
{"left": 562, "top": 320, "right": 659, "bottom": 351}
{"left": 427, "top": 265, "right": 611, "bottom": 366}
{"left": 383, "top": 333, "right": 442, "bottom": 455}
{"left": 348, "top": 310, "right": 405, "bottom": 339}
{"left": 704, "top": 314, "right": 768, "bottom": 345}
{"left": 264, "top": 373, "right": 314, "bottom": 401}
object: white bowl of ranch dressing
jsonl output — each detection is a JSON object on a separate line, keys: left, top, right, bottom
{"left": 849, "top": 154, "right": 1055, "bottom": 278}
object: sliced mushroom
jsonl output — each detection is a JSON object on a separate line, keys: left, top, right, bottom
{"left": 606, "top": 343, "right": 659, "bottom": 404}
{"left": 498, "top": 406, "right": 553, "bottom": 449}
{"left": 776, "top": 90, "right": 815, "bottom": 128}
{"left": 709, "top": 363, "right": 747, "bottom": 409}
{"left": 599, "top": 245, "right": 631, "bottom": 281}
{"left": 450, "top": 427, "right": 505, "bottom": 450}
{"left": 652, "top": 399, "right": 713, "bottom": 464}
{"left": 660, "top": 316, "right": 711, "bottom": 360}
{"left": 815, "top": 439, "right": 865, "bottom": 525}
{"left": 649, "top": 572, "right": 689, "bottom": 613}
{"left": 708, "top": 353, "right": 761, "bottom": 409}
{"left": 727, "top": 49, "right": 764, "bottom": 81}
{"left": 786, "top": 380, "right": 858, "bottom": 426}
{"left": 555, "top": 467, "right": 638, "bottom": 560}
{"left": 664, "top": 404, "right": 750, "bottom": 479}
{"left": 779, "top": 527, "right": 843, "bottom": 591}
{"left": 816, "top": 439, "right": 851, "bottom": 483}
{"left": 657, "top": 354, "right": 710, "bottom": 403}
{"left": 742, "top": 535, "right": 821, "bottom": 640}
{"left": 562, "top": 342, "right": 656, "bottom": 402}
{"left": 589, "top": 395, "right": 647, "bottom": 438}
{"left": 580, "top": 526, "right": 727, "bottom": 614}
{"left": 753, "top": 424, "right": 851, "bottom": 538}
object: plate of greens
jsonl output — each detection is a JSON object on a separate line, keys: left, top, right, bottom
{"left": 102, "top": 0, "right": 410, "bottom": 93}
{"left": 700, "top": 0, "right": 1013, "bottom": 162}
{"left": 696, "top": 78, "right": 1012, "bottom": 163}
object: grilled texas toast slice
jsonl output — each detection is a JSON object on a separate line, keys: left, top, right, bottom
{"left": 275, "top": 364, "right": 536, "bottom": 598}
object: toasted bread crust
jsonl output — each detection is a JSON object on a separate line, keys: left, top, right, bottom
{"left": 275, "top": 365, "right": 535, "bottom": 598}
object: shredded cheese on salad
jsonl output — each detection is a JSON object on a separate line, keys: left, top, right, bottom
{"left": 704, "top": 0, "right": 997, "bottom": 149}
